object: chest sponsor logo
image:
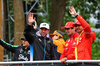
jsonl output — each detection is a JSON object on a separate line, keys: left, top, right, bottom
{"left": 18, "top": 54, "right": 28, "bottom": 61}
{"left": 28, "top": 50, "right": 30, "bottom": 54}
{"left": 20, "top": 48, "right": 23, "bottom": 53}
{"left": 47, "top": 40, "right": 51, "bottom": 44}
{"left": 39, "top": 38, "right": 42, "bottom": 42}
{"left": 65, "top": 48, "right": 68, "bottom": 50}
{"left": 75, "top": 38, "right": 78, "bottom": 40}
{"left": 79, "top": 37, "right": 82, "bottom": 42}
{"left": 68, "top": 39, "right": 70, "bottom": 42}
{"left": 65, "top": 43, "right": 68, "bottom": 46}
{"left": 73, "top": 42, "right": 76, "bottom": 45}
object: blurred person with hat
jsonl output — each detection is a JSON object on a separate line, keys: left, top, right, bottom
{"left": 0, "top": 37, "right": 30, "bottom": 61}
{"left": 50, "top": 30, "right": 65, "bottom": 60}
{"left": 60, "top": 22, "right": 79, "bottom": 63}
{"left": 69, "top": 6, "right": 95, "bottom": 60}
{"left": 24, "top": 13, "right": 55, "bottom": 60}
{"left": 21, "top": 37, "right": 30, "bottom": 48}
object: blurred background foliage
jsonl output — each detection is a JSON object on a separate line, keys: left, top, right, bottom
{"left": 92, "top": 32, "right": 100, "bottom": 59}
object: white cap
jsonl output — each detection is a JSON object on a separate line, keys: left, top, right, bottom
{"left": 39, "top": 23, "right": 49, "bottom": 29}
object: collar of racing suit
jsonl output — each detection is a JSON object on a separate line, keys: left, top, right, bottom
{"left": 70, "top": 32, "right": 79, "bottom": 39}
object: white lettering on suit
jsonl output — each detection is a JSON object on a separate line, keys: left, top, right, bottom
{"left": 28, "top": 50, "right": 30, "bottom": 54}
{"left": 18, "top": 54, "right": 28, "bottom": 61}
{"left": 20, "top": 49, "right": 23, "bottom": 53}
{"left": 79, "top": 37, "right": 82, "bottom": 42}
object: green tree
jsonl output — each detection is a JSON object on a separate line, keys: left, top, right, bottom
{"left": 92, "top": 32, "right": 100, "bottom": 59}
{"left": 64, "top": 0, "right": 100, "bottom": 24}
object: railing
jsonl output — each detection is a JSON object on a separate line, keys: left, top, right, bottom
{"left": 0, "top": 60, "right": 100, "bottom": 66}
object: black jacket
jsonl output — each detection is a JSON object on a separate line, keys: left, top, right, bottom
{"left": 24, "top": 25, "right": 55, "bottom": 60}
{"left": 0, "top": 39, "right": 30, "bottom": 61}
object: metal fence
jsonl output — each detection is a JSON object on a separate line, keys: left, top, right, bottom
{"left": 0, "top": 60, "right": 100, "bottom": 66}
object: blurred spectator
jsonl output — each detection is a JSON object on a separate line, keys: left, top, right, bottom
{"left": 50, "top": 30, "right": 65, "bottom": 60}
{"left": 0, "top": 37, "right": 30, "bottom": 61}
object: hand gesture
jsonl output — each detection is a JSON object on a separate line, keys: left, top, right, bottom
{"left": 52, "top": 35, "right": 59, "bottom": 40}
{"left": 61, "top": 57, "right": 67, "bottom": 63}
{"left": 28, "top": 12, "right": 36, "bottom": 25}
{"left": 33, "top": 17, "right": 37, "bottom": 29}
{"left": 69, "top": 6, "right": 78, "bottom": 16}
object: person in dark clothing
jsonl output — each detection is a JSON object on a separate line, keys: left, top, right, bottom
{"left": 0, "top": 37, "right": 30, "bottom": 61}
{"left": 24, "top": 13, "right": 55, "bottom": 60}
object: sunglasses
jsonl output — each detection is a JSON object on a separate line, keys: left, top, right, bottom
{"left": 65, "top": 27, "right": 73, "bottom": 30}
{"left": 75, "top": 25, "right": 81, "bottom": 27}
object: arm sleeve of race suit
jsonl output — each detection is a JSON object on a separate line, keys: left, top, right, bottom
{"left": 67, "top": 53, "right": 75, "bottom": 60}
{"left": 0, "top": 39, "right": 19, "bottom": 53}
{"left": 60, "top": 50, "right": 75, "bottom": 60}
{"left": 76, "top": 15, "right": 92, "bottom": 37}
{"left": 24, "top": 24, "right": 37, "bottom": 44}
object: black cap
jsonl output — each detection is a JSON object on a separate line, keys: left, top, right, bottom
{"left": 57, "top": 30, "right": 64, "bottom": 37}
{"left": 21, "top": 37, "right": 27, "bottom": 40}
